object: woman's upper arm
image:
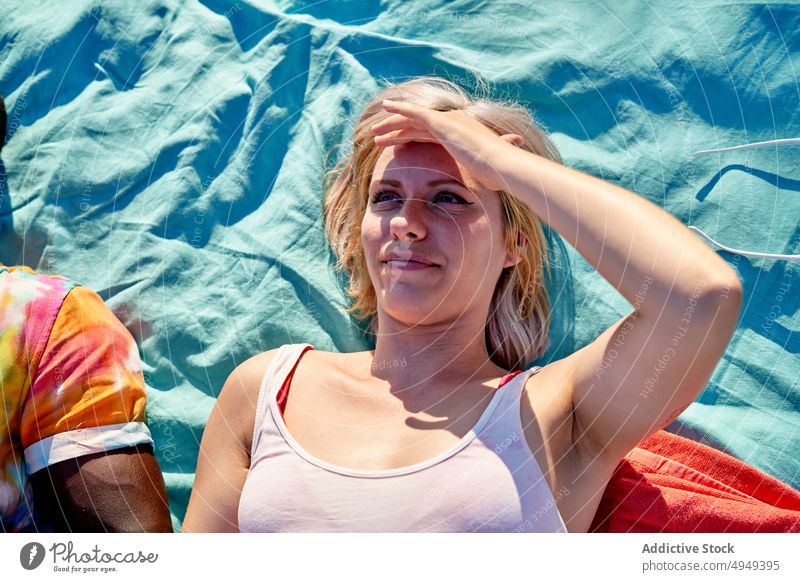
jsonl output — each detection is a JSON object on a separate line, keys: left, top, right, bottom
{"left": 568, "top": 285, "right": 742, "bottom": 463}
{"left": 182, "top": 350, "right": 277, "bottom": 533}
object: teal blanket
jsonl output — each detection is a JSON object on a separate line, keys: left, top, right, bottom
{"left": 2, "top": 1, "right": 798, "bottom": 527}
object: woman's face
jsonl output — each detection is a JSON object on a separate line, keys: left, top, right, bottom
{"left": 361, "top": 141, "right": 517, "bottom": 329}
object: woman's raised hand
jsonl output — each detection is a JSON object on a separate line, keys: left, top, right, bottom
{"left": 371, "top": 100, "right": 526, "bottom": 193}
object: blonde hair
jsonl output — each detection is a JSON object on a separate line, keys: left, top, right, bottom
{"left": 323, "top": 77, "right": 562, "bottom": 370}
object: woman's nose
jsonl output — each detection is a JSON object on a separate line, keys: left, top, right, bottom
{"left": 389, "top": 199, "right": 428, "bottom": 240}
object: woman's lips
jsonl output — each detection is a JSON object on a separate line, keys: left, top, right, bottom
{"left": 383, "top": 259, "right": 436, "bottom": 270}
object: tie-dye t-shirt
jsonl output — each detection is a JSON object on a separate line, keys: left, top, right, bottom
{"left": 0, "top": 264, "right": 153, "bottom": 531}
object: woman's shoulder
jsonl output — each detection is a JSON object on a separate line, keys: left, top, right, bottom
{"left": 211, "top": 348, "right": 286, "bottom": 451}
{"left": 219, "top": 346, "right": 372, "bottom": 402}
{"left": 216, "top": 349, "right": 283, "bottom": 419}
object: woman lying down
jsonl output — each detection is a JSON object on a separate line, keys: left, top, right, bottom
{"left": 183, "top": 77, "right": 742, "bottom": 533}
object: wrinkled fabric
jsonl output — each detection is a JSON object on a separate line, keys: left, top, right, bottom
{"left": 1, "top": 2, "right": 797, "bottom": 526}
{"left": 592, "top": 430, "right": 800, "bottom": 533}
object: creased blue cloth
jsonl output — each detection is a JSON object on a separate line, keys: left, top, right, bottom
{"left": 1, "top": 1, "right": 798, "bottom": 527}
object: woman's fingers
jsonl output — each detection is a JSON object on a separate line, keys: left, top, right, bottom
{"left": 373, "top": 128, "right": 438, "bottom": 147}
{"left": 373, "top": 100, "right": 435, "bottom": 132}
{"left": 371, "top": 113, "right": 415, "bottom": 135}
{"left": 371, "top": 101, "right": 527, "bottom": 192}
{"left": 381, "top": 99, "right": 425, "bottom": 117}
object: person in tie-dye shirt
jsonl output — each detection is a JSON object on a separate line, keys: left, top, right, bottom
{"left": 2, "top": 95, "right": 170, "bottom": 532}
{"left": 0, "top": 263, "right": 172, "bottom": 532}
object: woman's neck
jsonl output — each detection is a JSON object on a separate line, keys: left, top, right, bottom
{"left": 368, "top": 311, "right": 508, "bottom": 394}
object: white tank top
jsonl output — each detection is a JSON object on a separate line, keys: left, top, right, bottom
{"left": 238, "top": 343, "right": 568, "bottom": 532}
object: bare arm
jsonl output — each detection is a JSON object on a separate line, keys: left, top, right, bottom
{"left": 490, "top": 143, "right": 743, "bottom": 460}
{"left": 21, "top": 284, "right": 175, "bottom": 532}
{"left": 493, "top": 144, "right": 741, "bottom": 310}
{"left": 373, "top": 100, "right": 741, "bottom": 312}
{"left": 30, "top": 444, "right": 173, "bottom": 532}
{"left": 182, "top": 351, "right": 276, "bottom": 533}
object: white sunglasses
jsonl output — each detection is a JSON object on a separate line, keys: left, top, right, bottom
{"left": 689, "top": 138, "right": 800, "bottom": 264}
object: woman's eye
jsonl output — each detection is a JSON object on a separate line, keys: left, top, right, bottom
{"left": 434, "top": 191, "right": 471, "bottom": 205}
{"left": 368, "top": 190, "right": 473, "bottom": 211}
{"left": 369, "top": 190, "right": 401, "bottom": 207}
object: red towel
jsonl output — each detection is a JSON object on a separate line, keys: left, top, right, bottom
{"left": 590, "top": 430, "right": 800, "bottom": 532}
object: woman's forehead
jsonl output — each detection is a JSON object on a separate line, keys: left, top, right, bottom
{"left": 372, "top": 142, "right": 480, "bottom": 190}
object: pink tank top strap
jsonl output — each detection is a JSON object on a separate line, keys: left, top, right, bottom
{"left": 499, "top": 369, "right": 524, "bottom": 388}
{"left": 276, "top": 345, "right": 315, "bottom": 419}
{"left": 251, "top": 343, "right": 313, "bottom": 459}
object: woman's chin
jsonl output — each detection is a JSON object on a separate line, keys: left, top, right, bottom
{"left": 376, "top": 296, "right": 441, "bottom": 326}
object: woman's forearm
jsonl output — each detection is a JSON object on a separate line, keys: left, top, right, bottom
{"left": 492, "top": 143, "right": 741, "bottom": 315}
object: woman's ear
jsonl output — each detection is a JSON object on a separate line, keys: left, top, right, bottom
{"left": 503, "top": 253, "right": 522, "bottom": 268}
{"left": 503, "top": 235, "right": 527, "bottom": 268}
{"left": 500, "top": 133, "right": 525, "bottom": 148}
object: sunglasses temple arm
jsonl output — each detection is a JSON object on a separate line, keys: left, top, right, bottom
{"left": 689, "top": 226, "right": 800, "bottom": 263}
{"left": 692, "top": 137, "right": 800, "bottom": 157}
